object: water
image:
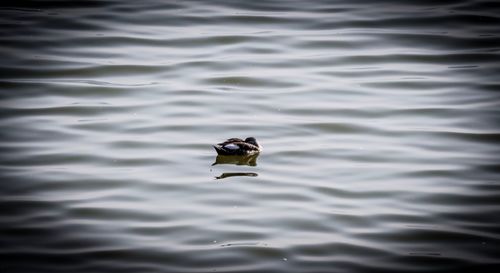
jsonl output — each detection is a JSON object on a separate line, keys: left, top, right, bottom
{"left": 1, "top": 1, "right": 500, "bottom": 272}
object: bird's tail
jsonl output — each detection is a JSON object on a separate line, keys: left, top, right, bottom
{"left": 213, "top": 145, "right": 225, "bottom": 155}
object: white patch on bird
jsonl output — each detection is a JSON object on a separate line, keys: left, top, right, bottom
{"left": 224, "top": 143, "right": 239, "bottom": 150}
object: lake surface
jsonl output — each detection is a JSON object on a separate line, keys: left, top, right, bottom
{"left": 1, "top": 0, "right": 500, "bottom": 272}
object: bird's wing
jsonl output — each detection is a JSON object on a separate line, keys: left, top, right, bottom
{"left": 235, "top": 142, "right": 260, "bottom": 151}
{"left": 218, "top": 138, "right": 244, "bottom": 146}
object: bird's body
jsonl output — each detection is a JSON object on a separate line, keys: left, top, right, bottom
{"left": 213, "top": 137, "right": 262, "bottom": 156}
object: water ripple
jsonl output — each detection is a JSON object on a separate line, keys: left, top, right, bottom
{"left": 1, "top": 0, "right": 500, "bottom": 272}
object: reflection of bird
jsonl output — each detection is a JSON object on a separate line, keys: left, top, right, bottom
{"left": 212, "top": 153, "right": 259, "bottom": 166}
{"left": 215, "top": 172, "right": 258, "bottom": 180}
{"left": 213, "top": 137, "right": 262, "bottom": 156}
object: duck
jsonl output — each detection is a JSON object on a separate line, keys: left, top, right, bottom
{"left": 213, "top": 137, "right": 262, "bottom": 156}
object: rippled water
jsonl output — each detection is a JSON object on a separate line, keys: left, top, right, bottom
{"left": 1, "top": 1, "right": 500, "bottom": 272}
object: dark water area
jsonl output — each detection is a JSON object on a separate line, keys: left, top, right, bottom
{"left": 1, "top": 0, "right": 500, "bottom": 272}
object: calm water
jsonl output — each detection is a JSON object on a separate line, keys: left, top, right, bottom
{"left": 1, "top": 1, "right": 500, "bottom": 272}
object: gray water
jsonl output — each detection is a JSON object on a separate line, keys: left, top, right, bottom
{"left": 1, "top": 1, "right": 500, "bottom": 272}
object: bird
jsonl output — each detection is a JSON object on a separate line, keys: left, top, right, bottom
{"left": 213, "top": 137, "right": 262, "bottom": 156}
